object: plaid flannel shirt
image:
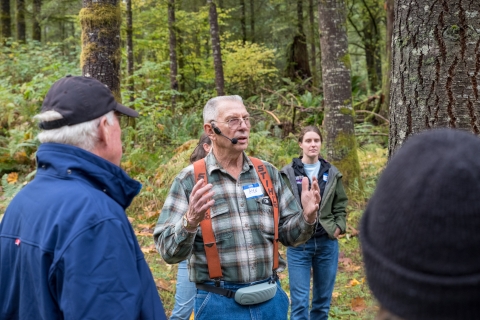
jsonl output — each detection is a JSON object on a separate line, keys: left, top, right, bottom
{"left": 153, "top": 152, "right": 315, "bottom": 283}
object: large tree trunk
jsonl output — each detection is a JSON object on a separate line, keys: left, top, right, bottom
{"left": 389, "top": 0, "right": 480, "bottom": 156}
{"left": 208, "top": 0, "right": 225, "bottom": 96}
{"left": 318, "top": 0, "right": 363, "bottom": 191}
{"left": 1, "top": 0, "right": 12, "bottom": 40}
{"left": 32, "top": 0, "right": 41, "bottom": 42}
{"left": 168, "top": 0, "right": 178, "bottom": 108}
{"left": 80, "top": 0, "right": 122, "bottom": 101}
{"left": 16, "top": 0, "right": 25, "bottom": 42}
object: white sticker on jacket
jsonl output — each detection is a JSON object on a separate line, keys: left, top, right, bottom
{"left": 323, "top": 173, "right": 328, "bottom": 182}
{"left": 243, "top": 183, "right": 263, "bottom": 199}
{"left": 295, "top": 176, "right": 303, "bottom": 184}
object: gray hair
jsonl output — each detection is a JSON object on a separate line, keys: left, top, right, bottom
{"left": 203, "top": 95, "right": 243, "bottom": 124}
{"left": 35, "top": 110, "right": 115, "bottom": 151}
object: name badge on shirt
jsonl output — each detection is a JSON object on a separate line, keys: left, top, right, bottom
{"left": 243, "top": 183, "right": 263, "bottom": 199}
{"left": 323, "top": 173, "right": 328, "bottom": 182}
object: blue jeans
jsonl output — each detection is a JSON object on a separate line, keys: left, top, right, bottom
{"left": 170, "top": 260, "right": 196, "bottom": 320}
{"left": 287, "top": 236, "right": 339, "bottom": 320}
{"left": 194, "top": 279, "right": 289, "bottom": 320}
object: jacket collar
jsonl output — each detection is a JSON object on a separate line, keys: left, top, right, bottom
{"left": 35, "top": 143, "right": 141, "bottom": 209}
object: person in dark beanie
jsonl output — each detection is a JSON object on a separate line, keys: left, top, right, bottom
{"left": 0, "top": 75, "right": 167, "bottom": 320}
{"left": 360, "top": 128, "right": 480, "bottom": 320}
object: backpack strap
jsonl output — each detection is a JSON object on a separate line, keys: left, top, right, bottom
{"left": 193, "top": 159, "right": 223, "bottom": 279}
{"left": 192, "top": 157, "right": 280, "bottom": 281}
{"left": 249, "top": 157, "right": 280, "bottom": 271}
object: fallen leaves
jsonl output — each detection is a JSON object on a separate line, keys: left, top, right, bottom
{"left": 351, "top": 297, "right": 367, "bottom": 312}
{"left": 155, "top": 278, "right": 172, "bottom": 292}
{"left": 7, "top": 172, "right": 18, "bottom": 184}
{"left": 141, "top": 244, "right": 157, "bottom": 254}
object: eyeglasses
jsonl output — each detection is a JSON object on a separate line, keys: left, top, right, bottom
{"left": 213, "top": 117, "right": 251, "bottom": 129}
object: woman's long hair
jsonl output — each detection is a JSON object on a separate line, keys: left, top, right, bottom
{"left": 189, "top": 133, "right": 212, "bottom": 163}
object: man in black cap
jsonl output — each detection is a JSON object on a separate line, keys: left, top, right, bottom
{"left": 0, "top": 76, "right": 167, "bottom": 320}
{"left": 360, "top": 128, "right": 480, "bottom": 320}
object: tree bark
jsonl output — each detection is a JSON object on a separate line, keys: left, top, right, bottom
{"left": 389, "top": 0, "right": 480, "bottom": 156}
{"left": 208, "top": 0, "right": 225, "bottom": 96}
{"left": 168, "top": 0, "right": 178, "bottom": 108}
{"left": 16, "top": 0, "right": 25, "bottom": 42}
{"left": 80, "top": 0, "right": 122, "bottom": 101}
{"left": 32, "top": 0, "right": 41, "bottom": 42}
{"left": 318, "top": 0, "right": 363, "bottom": 190}
{"left": 1, "top": 0, "right": 11, "bottom": 40}
{"left": 126, "top": 0, "right": 134, "bottom": 104}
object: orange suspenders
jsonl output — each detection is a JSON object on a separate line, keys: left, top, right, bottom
{"left": 193, "top": 157, "right": 280, "bottom": 280}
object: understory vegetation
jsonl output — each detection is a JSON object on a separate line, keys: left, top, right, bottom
{"left": 0, "top": 41, "right": 388, "bottom": 319}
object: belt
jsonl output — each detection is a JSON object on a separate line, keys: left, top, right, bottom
{"left": 195, "top": 283, "right": 235, "bottom": 298}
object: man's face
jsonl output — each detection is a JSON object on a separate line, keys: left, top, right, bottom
{"left": 213, "top": 101, "right": 250, "bottom": 152}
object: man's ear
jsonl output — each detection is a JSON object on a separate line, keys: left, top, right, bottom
{"left": 204, "top": 123, "right": 216, "bottom": 140}
{"left": 97, "top": 116, "right": 109, "bottom": 145}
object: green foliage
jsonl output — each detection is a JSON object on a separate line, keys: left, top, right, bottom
{"left": 223, "top": 41, "right": 278, "bottom": 96}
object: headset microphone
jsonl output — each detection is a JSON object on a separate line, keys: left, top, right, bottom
{"left": 212, "top": 124, "right": 238, "bottom": 144}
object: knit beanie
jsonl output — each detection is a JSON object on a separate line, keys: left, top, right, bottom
{"left": 360, "top": 129, "right": 480, "bottom": 320}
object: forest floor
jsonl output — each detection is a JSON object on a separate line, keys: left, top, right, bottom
{"left": 130, "top": 142, "right": 387, "bottom": 319}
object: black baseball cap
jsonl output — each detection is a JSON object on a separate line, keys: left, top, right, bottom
{"left": 38, "top": 75, "right": 138, "bottom": 130}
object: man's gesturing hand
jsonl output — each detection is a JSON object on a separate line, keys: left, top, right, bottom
{"left": 301, "top": 176, "right": 321, "bottom": 224}
{"left": 184, "top": 179, "right": 215, "bottom": 231}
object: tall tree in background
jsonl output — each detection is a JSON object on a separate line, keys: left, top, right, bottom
{"left": 318, "top": 0, "right": 362, "bottom": 190}
{"left": 1, "top": 0, "right": 11, "bottom": 41}
{"left": 249, "top": 0, "right": 254, "bottom": 42}
{"left": 32, "top": 0, "right": 42, "bottom": 41}
{"left": 380, "top": 0, "right": 394, "bottom": 116}
{"left": 126, "top": 0, "right": 134, "bottom": 104}
{"left": 389, "top": 0, "right": 480, "bottom": 156}
{"left": 168, "top": 0, "right": 178, "bottom": 107}
{"left": 308, "top": 0, "right": 318, "bottom": 87}
{"left": 240, "top": 0, "right": 246, "bottom": 44}
{"left": 208, "top": 0, "right": 225, "bottom": 96}
{"left": 286, "top": 0, "right": 311, "bottom": 82}
{"left": 16, "top": 0, "right": 25, "bottom": 42}
{"left": 80, "top": 0, "right": 122, "bottom": 100}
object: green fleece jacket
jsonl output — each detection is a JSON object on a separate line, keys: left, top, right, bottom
{"left": 281, "top": 160, "right": 348, "bottom": 240}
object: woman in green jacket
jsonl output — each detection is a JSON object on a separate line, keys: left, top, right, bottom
{"left": 281, "top": 125, "right": 348, "bottom": 320}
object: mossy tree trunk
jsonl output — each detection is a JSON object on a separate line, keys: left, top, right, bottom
{"left": 32, "top": 0, "right": 41, "bottom": 42}
{"left": 208, "top": 0, "right": 225, "bottom": 96}
{"left": 389, "top": 0, "right": 480, "bottom": 156}
{"left": 80, "top": 0, "right": 122, "bottom": 101}
{"left": 1, "top": 0, "right": 11, "bottom": 40}
{"left": 318, "top": 0, "right": 363, "bottom": 191}
{"left": 168, "top": 0, "right": 178, "bottom": 108}
{"left": 126, "top": 0, "right": 134, "bottom": 103}
{"left": 16, "top": 0, "right": 25, "bottom": 42}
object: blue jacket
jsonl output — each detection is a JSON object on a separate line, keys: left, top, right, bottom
{"left": 0, "top": 143, "right": 167, "bottom": 320}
